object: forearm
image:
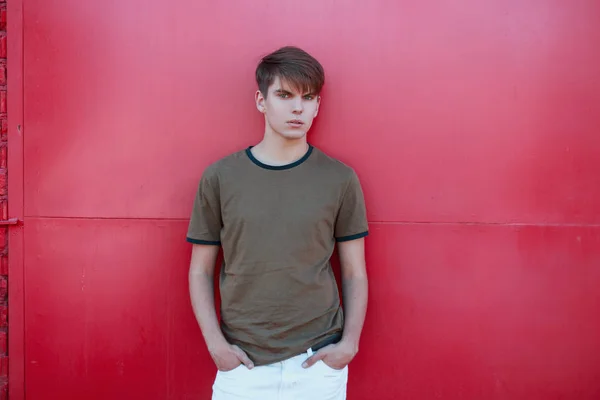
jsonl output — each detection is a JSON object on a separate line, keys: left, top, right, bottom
{"left": 340, "top": 274, "right": 368, "bottom": 351}
{"left": 189, "top": 269, "right": 228, "bottom": 351}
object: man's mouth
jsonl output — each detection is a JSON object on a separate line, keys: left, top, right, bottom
{"left": 287, "top": 120, "right": 304, "bottom": 126}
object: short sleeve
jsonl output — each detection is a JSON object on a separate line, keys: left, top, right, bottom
{"left": 334, "top": 170, "right": 369, "bottom": 242}
{"left": 186, "top": 168, "right": 222, "bottom": 246}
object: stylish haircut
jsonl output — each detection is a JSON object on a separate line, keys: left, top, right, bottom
{"left": 256, "top": 46, "right": 325, "bottom": 98}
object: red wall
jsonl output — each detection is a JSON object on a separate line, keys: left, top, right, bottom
{"left": 0, "top": 0, "right": 7, "bottom": 398}
{"left": 13, "top": 0, "right": 600, "bottom": 399}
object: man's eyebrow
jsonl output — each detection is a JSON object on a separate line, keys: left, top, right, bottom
{"left": 273, "top": 88, "right": 316, "bottom": 97}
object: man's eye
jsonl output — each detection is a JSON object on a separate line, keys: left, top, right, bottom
{"left": 279, "top": 93, "right": 289, "bottom": 98}
{"left": 304, "top": 95, "right": 314, "bottom": 100}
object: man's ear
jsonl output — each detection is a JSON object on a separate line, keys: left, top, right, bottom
{"left": 255, "top": 90, "right": 266, "bottom": 113}
{"left": 314, "top": 95, "right": 321, "bottom": 117}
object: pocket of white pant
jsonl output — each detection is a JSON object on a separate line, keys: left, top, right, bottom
{"left": 318, "top": 360, "right": 347, "bottom": 373}
{"left": 217, "top": 363, "right": 244, "bottom": 375}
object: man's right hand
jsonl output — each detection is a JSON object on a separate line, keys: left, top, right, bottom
{"left": 209, "top": 342, "right": 254, "bottom": 371}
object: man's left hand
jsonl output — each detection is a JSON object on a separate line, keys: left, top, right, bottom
{"left": 302, "top": 340, "right": 358, "bottom": 370}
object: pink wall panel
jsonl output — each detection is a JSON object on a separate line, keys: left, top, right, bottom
{"left": 25, "top": 218, "right": 219, "bottom": 399}
{"left": 25, "top": 219, "right": 173, "bottom": 399}
{"left": 24, "top": 0, "right": 600, "bottom": 223}
{"left": 19, "top": 0, "right": 600, "bottom": 398}
{"left": 24, "top": 220, "right": 600, "bottom": 399}
{"left": 357, "top": 224, "right": 600, "bottom": 399}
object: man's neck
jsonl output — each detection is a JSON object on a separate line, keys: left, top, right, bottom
{"left": 251, "top": 132, "right": 309, "bottom": 167}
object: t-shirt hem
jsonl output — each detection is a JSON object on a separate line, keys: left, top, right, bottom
{"left": 186, "top": 237, "right": 221, "bottom": 246}
{"left": 335, "top": 230, "right": 369, "bottom": 242}
{"left": 246, "top": 331, "right": 343, "bottom": 367}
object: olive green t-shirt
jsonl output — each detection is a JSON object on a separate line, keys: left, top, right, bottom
{"left": 186, "top": 144, "right": 368, "bottom": 366}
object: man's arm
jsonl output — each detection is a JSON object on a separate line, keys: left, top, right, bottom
{"left": 302, "top": 237, "right": 368, "bottom": 369}
{"left": 189, "top": 244, "right": 254, "bottom": 370}
{"left": 338, "top": 237, "right": 368, "bottom": 352}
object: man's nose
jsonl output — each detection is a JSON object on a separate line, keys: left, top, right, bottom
{"left": 292, "top": 98, "right": 304, "bottom": 114}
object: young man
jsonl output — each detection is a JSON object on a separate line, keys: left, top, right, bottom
{"left": 187, "top": 46, "right": 369, "bottom": 400}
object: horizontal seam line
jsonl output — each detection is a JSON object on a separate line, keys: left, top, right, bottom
{"left": 369, "top": 221, "right": 600, "bottom": 227}
{"left": 25, "top": 216, "right": 189, "bottom": 221}
{"left": 22, "top": 217, "right": 600, "bottom": 227}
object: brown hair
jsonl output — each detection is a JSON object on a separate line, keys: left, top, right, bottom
{"left": 256, "top": 46, "right": 325, "bottom": 98}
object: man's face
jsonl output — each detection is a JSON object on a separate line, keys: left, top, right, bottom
{"left": 255, "top": 76, "right": 321, "bottom": 140}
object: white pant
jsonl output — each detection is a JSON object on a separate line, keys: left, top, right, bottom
{"left": 212, "top": 348, "right": 348, "bottom": 400}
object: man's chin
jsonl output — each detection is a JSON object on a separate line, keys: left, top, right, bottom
{"left": 278, "top": 130, "right": 307, "bottom": 140}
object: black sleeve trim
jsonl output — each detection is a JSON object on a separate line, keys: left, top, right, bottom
{"left": 186, "top": 237, "right": 221, "bottom": 246}
{"left": 335, "top": 231, "right": 369, "bottom": 242}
